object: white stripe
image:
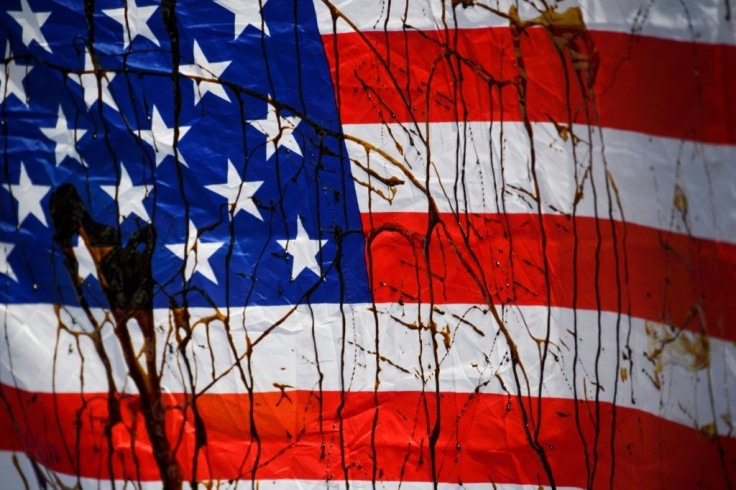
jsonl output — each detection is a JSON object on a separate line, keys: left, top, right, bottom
{"left": 314, "top": 0, "right": 736, "bottom": 45}
{"left": 343, "top": 122, "right": 736, "bottom": 242}
{"left": 0, "top": 451, "right": 574, "bottom": 489}
{"left": 2, "top": 303, "right": 734, "bottom": 434}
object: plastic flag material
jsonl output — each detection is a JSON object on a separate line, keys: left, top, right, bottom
{"left": 0, "top": 0, "right": 734, "bottom": 488}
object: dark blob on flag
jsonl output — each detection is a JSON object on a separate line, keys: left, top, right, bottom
{"left": 50, "top": 183, "right": 156, "bottom": 311}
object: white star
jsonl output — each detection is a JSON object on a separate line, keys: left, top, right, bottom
{"left": 179, "top": 41, "right": 232, "bottom": 105}
{"left": 102, "top": 0, "right": 160, "bottom": 49}
{"left": 205, "top": 159, "right": 263, "bottom": 220}
{"left": 72, "top": 236, "right": 98, "bottom": 282}
{"left": 40, "top": 106, "right": 87, "bottom": 166}
{"left": 251, "top": 105, "right": 302, "bottom": 160}
{"left": 139, "top": 106, "right": 191, "bottom": 167}
{"left": 0, "top": 242, "right": 17, "bottom": 282}
{"left": 69, "top": 48, "right": 117, "bottom": 110}
{"left": 1, "top": 42, "right": 32, "bottom": 106}
{"left": 214, "top": 0, "right": 270, "bottom": 39}
{"left": 100, "top": 163, "right": 151, "bottom": 223}
{"left": 2, "top": 162, "right": 51, "bottom": 226}
{"left": 7, "top": 0, "right": 52, "bottom": 53}
{"left": 277, "top": 217, "right": 327, "bottom": 280}
{"left": 166, "top": 220, "right": 224, "bottom": 284}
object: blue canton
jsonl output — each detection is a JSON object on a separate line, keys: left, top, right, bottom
{"left": 0, "top": 0, "right": 371, "bottom": 308}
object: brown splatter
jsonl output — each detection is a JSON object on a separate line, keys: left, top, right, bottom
{"left": 50, "top": 183, "right": 183, "bottom": 489}
{"left": 509, "top": 6, "right": 599, "bottom": 85}
{"left": 674, "top": 184, "right": 689, "bottom": 219}
{"left": 644, "top": 320, "right": 710, "bottom": 390}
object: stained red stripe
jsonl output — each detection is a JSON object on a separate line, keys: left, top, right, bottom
{"left": 1, "top": 384, "right": 733, "bottom": 487}
{"left": 322, "top": 29, "right": 736, "bottom": 144}
{"left": 362, "top": 213, "right": 734, "bottom": 341}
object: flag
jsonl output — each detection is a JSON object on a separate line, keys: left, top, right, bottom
{"left": 0, "top": 0, "right": 734, "bottom": 488}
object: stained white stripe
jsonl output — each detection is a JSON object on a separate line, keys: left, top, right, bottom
{"left": 315, "top": 0, "right": 736, "bottom": 45}
{"left": 0, "top": 450, "right": 574, "bottom": 489}
{"left": 1, "top": 303, "right": 734, "bottom": 434}
{"left": 343, "top": 122, "right": 736, "bottom": 242}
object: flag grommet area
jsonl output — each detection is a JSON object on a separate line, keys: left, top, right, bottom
{"left": 0, "top": 0, "right": 734, "bottom": 488}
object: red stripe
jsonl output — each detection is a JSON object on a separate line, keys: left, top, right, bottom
{"left": 363, "top": 213, "right": 734, "bottom": 341}
{"left": 322, "top": 29, "right": 736, "bottom": 144}
{"left": 1, "top": 383, "right": 733, "bottom": 487}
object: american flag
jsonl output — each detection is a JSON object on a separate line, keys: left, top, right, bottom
{"left": 0, "top": 0, "right": 734, "bottom": 488}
